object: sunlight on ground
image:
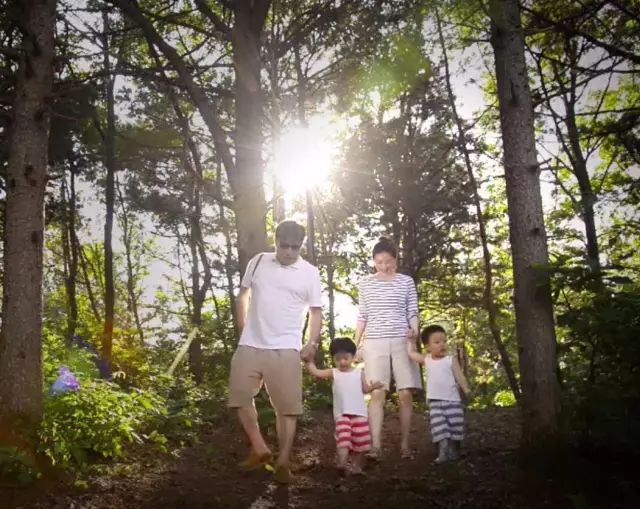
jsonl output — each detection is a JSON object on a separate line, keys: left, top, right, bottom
{"left": 271, "top": 116, "right": 338, "bottom": 199}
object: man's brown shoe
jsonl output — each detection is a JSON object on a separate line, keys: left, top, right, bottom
{"left": 238, "top": 451, "right": 273, "bottom": 471}
{"left": 274, "top": 465, "right": 293, "bottom": 484}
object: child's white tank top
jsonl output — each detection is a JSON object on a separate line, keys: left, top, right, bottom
{"left": 425, "top": 355, "right": 461, "bottom": 402}
{"left": 332, "top": 368, "right": 367, "bottom": 419}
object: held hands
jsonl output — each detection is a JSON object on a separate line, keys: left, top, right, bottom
{"left": 406, "top": 329, "right": 418, "bottom": 352}
{"left": 300, "top": 342, "right": 318, "bottom": 362}
{"left": 365, "top": 380, "right": 385, "bottom": 392}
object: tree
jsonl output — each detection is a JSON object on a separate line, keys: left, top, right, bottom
{"left": 435, "top": 7, "right": 520, "bottom": 401}
{"left": 111, "top": 0, "right": 269, "bottom": 273}
{"left": 488, "top": 0, "right": 561, "bottom": 448}
{"left": 0, "top": 0, "right": 57, "bottom": 427}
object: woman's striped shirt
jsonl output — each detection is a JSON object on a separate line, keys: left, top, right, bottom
{"left": 357, "top": 273, "right": 419, "bottom": 340}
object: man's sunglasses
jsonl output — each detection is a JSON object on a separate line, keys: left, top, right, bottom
{"left": 278, "top": 242, "right": 302, "bottom": 251}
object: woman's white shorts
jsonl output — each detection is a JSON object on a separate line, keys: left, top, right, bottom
{"left": 362, "top": 338, "right": 422, "bottom": 391}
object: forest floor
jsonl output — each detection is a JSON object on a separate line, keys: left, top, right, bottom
{"left": 2, "top": 406, "right": 637, "bottom": 509}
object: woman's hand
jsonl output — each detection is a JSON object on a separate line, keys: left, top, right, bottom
{"left": 406, "top": 328, "right": 418, "bottom": 341}
{"left": 355, "top": 345, "right": 364, "bottom": 363}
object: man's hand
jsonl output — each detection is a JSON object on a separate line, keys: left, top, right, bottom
{"left": 369, "top": 381, "right": 384, "bottom": 391}
{"left": 300, "top": 342, "right": 318, "bottom": 362}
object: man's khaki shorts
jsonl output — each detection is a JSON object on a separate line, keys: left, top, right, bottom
{"left": 362, "top": 338, "right": 423, "bottom": 391}
{"left": 228, "top": 346, "right": 303, "bottom": 415}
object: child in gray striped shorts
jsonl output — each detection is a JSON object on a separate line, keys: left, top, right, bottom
{"left": 407, "top": 325, "right": 470, "bottom": 464}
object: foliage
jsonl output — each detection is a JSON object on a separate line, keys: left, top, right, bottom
{"left": 38, "top": 381, "right": 166, "bottom": 468}
{"left": 555, "top": 270, "right": 640, "bottom": 454}
{"left": 0, "top": 445, "right": 40, "bottom": 486}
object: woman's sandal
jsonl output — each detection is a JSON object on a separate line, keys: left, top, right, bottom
{"left": 366, "top": 447, "right": 382, "bottom": 462}
{"left": 400, "top": 448, "right": 415, "bottom": 460}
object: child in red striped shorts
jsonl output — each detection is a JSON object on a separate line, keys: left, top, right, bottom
{"left": 307, "top": 338, "right": 383, "bottom": 475}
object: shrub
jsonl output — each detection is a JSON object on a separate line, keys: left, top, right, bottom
{"left": 0, "top": 445, "right": 40, "bottom": 486}
{"left": 38, "top": 381, "right": 166, "bottom": 468}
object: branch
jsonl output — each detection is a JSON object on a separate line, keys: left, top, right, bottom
{"left": 193, "top": 0, "right": 231, "bottom": 40}
{"left": 523, "top": 4, "right": 640, "bottom": 66}
{"left": 111, "top": 0, "right": 235, "bottom": 176}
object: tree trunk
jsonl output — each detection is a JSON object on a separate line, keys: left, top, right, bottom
{"left": 61, "top": 170, "right": 79, "bottom": 344}
{"left": 116, "top": 178, "right": 144, "bottom": 344}
{"left": 268, "top": 10, "right": 286, "bottom": 223}
{"left": 562, "top": 39, "right": 601, "bottom": 273}
{"left": 218, "top": 161, "right": 239, "bottom": 339}
{"left": 0, "top": 0, "right": 56, "bottom": 427}
{"left": 113, "top": 0, "right": 269, "bottom": 273}
{"left": 101, "top": 10, "right": 116, "bottom": 368}
{"left": 231, "top": 0, "right": 270, "bottom": 270}
{"left": 436, "top": 8, "right": 521, "bottom": 401}
{"left": 489, "top": 0, "right": 560, "bottom": 448}
{"left": 77, "top": 238, "right": 102, "bottom": 324}
{"left": 327, "top": 259, "right": 336, "bottom": 341}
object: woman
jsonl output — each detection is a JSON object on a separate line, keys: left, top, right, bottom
{"left": 354, "top": 237, "right": 422, "bottom": 460}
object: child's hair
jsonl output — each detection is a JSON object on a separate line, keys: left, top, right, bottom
{"left": 421, "top": 324, "right": 446, "bottom": 346}
{"left": 372, "top": 236, "right": 397, "bottom": 259}
{"left": 329, "top": 337, "right": 357, "bottom": 356}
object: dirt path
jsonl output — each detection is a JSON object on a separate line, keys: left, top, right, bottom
{"left": 3, "top": 407, "right": 636, "bottom": 508}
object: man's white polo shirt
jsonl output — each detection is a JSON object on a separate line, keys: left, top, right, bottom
{"left": 239, "top": 252, "right": 322, "bottom": 351}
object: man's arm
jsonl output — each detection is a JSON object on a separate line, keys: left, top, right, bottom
{"left": 236, "top": 286, "right": 251, "bottom": 334}
{"left": 300, "top": 306, "right": 323, "bottom": 361}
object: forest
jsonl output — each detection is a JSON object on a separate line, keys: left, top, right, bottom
{"left": 0, "top": 0, "right": 639, "bottom": 508}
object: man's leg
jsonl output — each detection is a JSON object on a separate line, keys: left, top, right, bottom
{"left": 263, "top": 349, "right": 302, "bottom": 483}
{"left": 238, "top": 402, "right": 271, "bottom": 458}
{"left": 228, "top": 346, "right": 270, "bottom": 466}
{"left": 275, "top": 414, "right": 297, "bottom": 467}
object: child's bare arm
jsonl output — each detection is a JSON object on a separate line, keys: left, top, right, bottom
{"left": 361, "top": 370, "right": 384, "bottom": 393}
{"left": 452, "top": 357, "right": 470, "bottom": 395}
{"left": 406, "top": 337, "right": 426, "bottom": 365}
{"left": 306, "top": 361, "right": 333, "bottom": 380}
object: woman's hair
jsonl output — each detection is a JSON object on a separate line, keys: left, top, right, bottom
{"left": 372, "top": 236, "right": 397, "bottom": 259}
{"left": 329, "top": 337, "right": 357, "bottom": 356}
{"left": 421, "top": 324, "right": 446, "bottom": 345}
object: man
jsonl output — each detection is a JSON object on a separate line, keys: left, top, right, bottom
{"left": 229, "top": 220, "right": 322, "bottom": 484}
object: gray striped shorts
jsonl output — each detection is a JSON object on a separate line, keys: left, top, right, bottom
{"left": 428, "top": 399, "right": 465, "bottom": 443}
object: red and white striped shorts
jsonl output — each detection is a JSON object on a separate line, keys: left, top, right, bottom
{"left": 335, "top": 414, "right": 371, "bottom": 452}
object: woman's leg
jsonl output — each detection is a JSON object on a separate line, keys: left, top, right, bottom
{"left": 398, "top": 388, "right": 413, "bottom": 453}
{"left": 390, "top": 337, "right": 421, "bottom": 455}
{"left": 368, "top": 388, "right": 386, "bottom": 453}
{"left": 362, "top": 340, "right": 390, "bottom": 458}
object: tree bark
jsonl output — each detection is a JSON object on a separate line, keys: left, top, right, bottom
{"left": 116, "top": 178, "right": 144, "bottom": 344}
{"left": 436, "top": 8, "right": 521, "bottom": 401}
{"left": 231, "top": 0, "right": 271, "bottom": 270}
{"left": 77, "top": 238, "right": 102, "bottom": 324}
{"left": 101, "top": 10, "right": 116, "bottom": 368}
{"left": 489, "top": 0, "right": 560, "bottom": 448}
{"left": 61, "top": 168, "right": 79, "bottom": 344}
{"left": 0, "top": 0, "right": 57, "bottom": 427}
